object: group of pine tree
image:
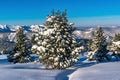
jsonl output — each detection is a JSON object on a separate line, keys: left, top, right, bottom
{"left": 6, "top": 10, "right": 120, "bottom": 69}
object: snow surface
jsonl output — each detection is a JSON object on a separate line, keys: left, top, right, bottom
{"left": 0, "top": 55, "right": 75, "bottom": 80}
{"left": 0, "top": 55, "right": 120, "bottom": 80}
{"left": 69, "top": 61, "right": 120, "bottom": 80}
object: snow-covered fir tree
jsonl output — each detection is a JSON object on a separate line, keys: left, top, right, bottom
{"left": 32, "top": 10, "right": 84, "bottom": 69}
{"left": 7, "top": 27, "right": 32, "bottom": 63}
{"left": 108, "top": 33, "right": 120, "bottom": 59}
{"left": 87, "top": 27, "right": 110, "bottom": 61}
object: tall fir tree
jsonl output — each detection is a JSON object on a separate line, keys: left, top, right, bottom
{"left": 87, "top": 27, "right": 110, "bottom": 61}
{"left": 32, "top": 10, "right": 84, "bottom": 69}
{"left": 108, "top": 33, "right": 120, "bottom": 59}
{"left": 7, "top": 27, "right": 32, "bottom": 63}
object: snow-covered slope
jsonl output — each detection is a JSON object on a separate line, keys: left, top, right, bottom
{"left": 0, "top": 55, "right": 120, "bottom": 80}
{"left": 0, "top": 55, "right": 75, "bottom": 80}
{"left": 69, "top": 61, "right": 120, "bottom": 80}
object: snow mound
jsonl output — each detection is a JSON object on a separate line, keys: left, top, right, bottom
{"left": 69, "top": 61, "right": 120, "bottom": 80}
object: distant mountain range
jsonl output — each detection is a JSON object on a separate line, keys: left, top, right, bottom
{"left": 0, "top": 24, "right": 120, "bottom": 41}
{"left": 0, "top": 24, "right": 120, "bottom": 52}
{"left": 0, "top": 24, "right": 44, "bottom": 32}
{"left": 73, "top": 26, "right": 120, "bottom": 41}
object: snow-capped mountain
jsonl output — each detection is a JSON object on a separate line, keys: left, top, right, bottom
{"left": 0, "top": 24, "right": 119, "bottom": 41}
{"left": 0, "top": 24, "right": 45, "bottom": 49}
{"left": 0, "top": 24, "right": 120, "bottom": 42}
{"left": 73, "top": 26, "right": 120, "bottom": 40}
{"left": 0, "top": 25, "right": 13, "bottom": 32}
{"left": 0, "top": 24, "right": 119, "bottom": 36}
{"left": 30, "top": 25, "right": 44, "bottom": 32}
{"left": 0, "top": 24, "right": 44, "bottom": 32}
{"left": 73, "top": 28, "right": 95, "bottom": 39}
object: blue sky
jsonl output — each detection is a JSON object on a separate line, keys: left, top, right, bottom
{"left": 0, "top": 0, "right": 120, "bottom": 26}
